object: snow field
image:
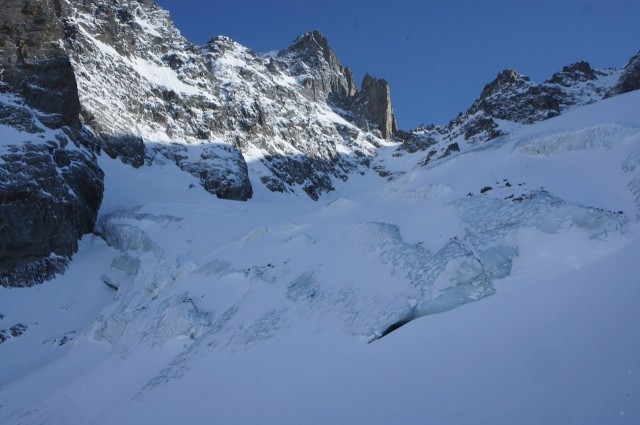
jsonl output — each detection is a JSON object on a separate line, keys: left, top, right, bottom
{"left": 1, "top": 91, "right": 640, "bottom": 425}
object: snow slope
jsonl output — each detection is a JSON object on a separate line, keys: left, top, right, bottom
{"left": 1, "top": 91, "right": 639, "bottom": 424}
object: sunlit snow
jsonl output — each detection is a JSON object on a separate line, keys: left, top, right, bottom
{"left": 1, "top": 86, "right": 639, "bottom": 424}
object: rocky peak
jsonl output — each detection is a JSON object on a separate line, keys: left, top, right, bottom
{"left": 542, "top": 61, "right": 618, "bottom": 111}
{"left": 408, "top": 51, "right": 638, "bottom": 166}
{"left": 470, "top": 68, "right": 559, "bottom": 124}
{"left": 606, "top": 50, "right": 640, "bottom": 97}
{"left": 278, "top": 31, "right": 398, "bottom": 139}
{"left": 278, "top": 30, "right": 357, "bottom": 103}
{"left": 546, "top": 61, "right": 597, "bottom": 85}
{"left": 351, "top": 74, "right": 398, "bottom": 139}
{"left": 58, "top": 2, "right": 397, "bottom": 203}
{"left": 479, "top": 69, "right": 530, "bottom": 98}
{"left": 207, "top": 35, "right": 243, "bottom": 51}
{"left": 285, "top": 31, "right": 335, "bottom": 65}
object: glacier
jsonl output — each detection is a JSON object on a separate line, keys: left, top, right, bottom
{"left": 1, "top": 1, "right": 639, "bottom": 423}
{"left": 1, "top": 89, "right": 640, "bottom": 424}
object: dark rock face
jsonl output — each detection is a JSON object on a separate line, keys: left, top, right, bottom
{"left": 101, "top": 134, "right": 146, "bottom": 168}
{"left": 0, "top": 1, "right": 105, "bottom": 287}
{"left": 350, "top": 74, "right": 398, "bottom": 139}
{"left": 447, "top": 110, "right": 504, "bottom": 145}
{"left": 0, "top": 323, "right": 28, "bottom": 345}
{"left": 260, "top": 154, "right": 344, "bottom": 201}
{"left": 471, "top": 69, "right": 560, "bottom": 124}
{"left": 185, "top": 148, "right": 253, "bottom": 201}
{"left": 0, "top": 0, "right": 80, "bottom": 129}
{"left": 0, "top": 127, "right": 104, "bottom": 287}
{"left": 543, "top": 61, "right": 617, "bottom": 110}
{"left": 606, "top": 51, "right": 640, "bottom": 97}
{"left": 546, "top": 61, "right": 597, "bottom": 85}
{"left": 147, "top": 143, "right": 253, "bottom": 201}
{"left": 398, "top": 131, "right": 438, "bottom": 154}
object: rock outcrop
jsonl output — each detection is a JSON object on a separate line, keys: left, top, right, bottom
{"left": 0, "top": 92, "right": 104, "bottom": 288}
{"left": 606, "top": 51, "right": 640, "bottom": 98}
{"left": 59, "top": 1, "right": 398, "bottom": 200}
{"left": 277, "top": 32, "right": 397, "bottom": 140}
{"left": 471, "top": 69, "right": 560, "bottom": 124}
{"left": 0, "top": 0, "right": 401, "bottom": 285}
{"left": 351, "top": 74, "right": 398, "bottom": 139}
{"left": 0, "top": 0, "right": 80, "bottom": 128}
{"left": 0, "top": 0, "right": 104, "bottom": 287}
{"left": 544, "top": 61, "right": 619, "bottom": 110}
{"left": 399, "top": 56, "right": 630, "bottom": 167}
{"left": 147, "top": 142, "right": 253, "bottom": 201}
{"left": 278, "top": 30, "right": 358, "bottom": 104}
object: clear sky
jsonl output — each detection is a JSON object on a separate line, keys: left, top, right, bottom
{"left": 155, "top": 0, "right": 640, "bottom": 130}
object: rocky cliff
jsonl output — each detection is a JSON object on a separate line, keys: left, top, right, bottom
{"left": 278, "top": 30, "right": 358, "bottom": 104}
{"left": 0, "top": 0, "right": 104, "bottom": 287}
{"left": 279, "top": 32, "right": 397, "bottom": 139}
{"left": 1, "top": 0, "right": 638, "bottom": 288}
{"left": 0, "top": 0, "right": 399, "bottom": 286}
{"left": 0, "top": 0, "right": 79, "bottom": 128}
{"left": 606, "top": 51, "right": 640, "bottom": 98}
{"left": 351, "top": 74, "right": 398, "bottom": 139}
{"left": 60, "top": 2, "right": 398, "bottom": 200}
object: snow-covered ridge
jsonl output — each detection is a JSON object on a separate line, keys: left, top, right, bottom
{"left": 396, "top": 60, "right": 631, "bottom": 171}
{"left": 62, "top": 0, "right": 395, "bottom": 201}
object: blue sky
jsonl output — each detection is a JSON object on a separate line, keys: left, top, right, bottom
{"left": 155, "top": 0, "right": 640, "bottom": 130}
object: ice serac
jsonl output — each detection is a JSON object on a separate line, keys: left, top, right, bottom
{"left": 606, "top": 51, "right": 640, "bottom": 97}
{"left": 0, "top": 0, "right": 104, "bottom": 287}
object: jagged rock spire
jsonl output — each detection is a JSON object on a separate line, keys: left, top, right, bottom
{"left": 351, "top": 74, "right": 398, "bottom": 139}
{"left": 279, "top": 30, "right": 398, "bottom": 139}
{"left": 279, "top": 30, "right": 357, "bottom": 102}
